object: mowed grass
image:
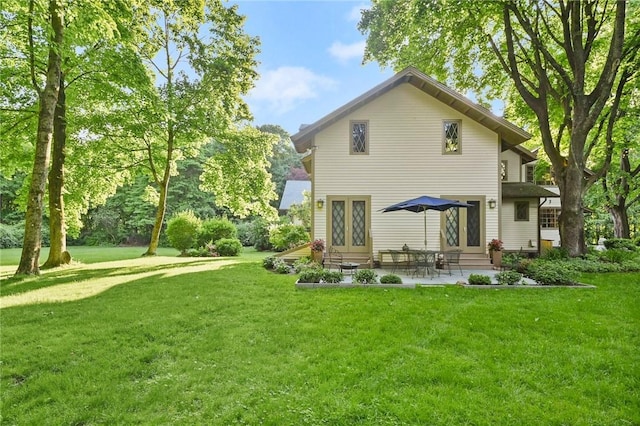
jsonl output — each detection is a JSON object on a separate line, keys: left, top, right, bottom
{"left": 1, "top": 249, "right": 639, "bottom": 425}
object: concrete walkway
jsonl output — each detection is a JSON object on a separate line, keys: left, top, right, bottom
{"left": 337, "top": 267, "right": 537, "bottom": 286}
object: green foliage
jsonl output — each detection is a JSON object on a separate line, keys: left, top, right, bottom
{"left": 215, "top": 238, "right": 242, "bottom": 257}
{"left": 502, "top": 252, "right": 524, "bottom": 270}
{"left": 380, "top": 274, "right": 403, "bottom": 284}
{"left": 250, "top": 218, "right": 273, "bottom": 251}
{"left": 286, "top": 190, "right": 311, "bottom": 230}
{"left": 541, "top": 247, "right": 570, "bottom": 261}
{"left": 297, "top": 267, "right": 324, "bottom": 283}
{"left": 468, "top": 274, "right": 492, "bottom": 285}
{"left": 603, "top": 238, "right": 637, "bottom": 251}
{"left": 354, "top": 269, "right": 378, "bottom": 284}
{"left": 262, "top": 256, "right": 276, "bottom": 270}
{"left": 166, "top": 211, "right": 202, "bottom": 254}
{"left": 322, "top": 270, "right": 344, "bottom": 283}
{"left": 0, "top": 223, "right": 23, "bottom": 249}
{"left": 272, "top": 258, "right": 291, "bottom": 274}
{"left": 268, "top": 224, "right": 309, "bottom": 252}
{"left": 526, "top": 261, "right": 578, "bottom": 286}
{"left": 198, "top": 218, "right": 237, "bottom": 247}
{"left": 235, "top": 221, "right": 253, "bottom": 246}
{"left": 599, "top": 249, "right": 638, "bottom": 264}
{"left": 495, "top": 271, "right": 523, "bottom": 286}
{"left": 297, "top": 267, "right": 343, "bottom": 284}
{"left": 200, "top": 127, "right": 279, "bottom": 220}
{"left": 292, "top": 256, "right": 315, "bottom": 273}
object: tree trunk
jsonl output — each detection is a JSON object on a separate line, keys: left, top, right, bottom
{"left": 557, "top": 157, "right": 586, "bottom": 257}
{"left": 43, "top": 73, "right": 69, "bottom": 268}
{"left": 16, "top": 0, "right": 63, "bottom": 276}
{"left": 608, "top": 204, "right": 630, "bottom": 239}
{"left": 143, "top": 175, "right": 170, "bottom": 256}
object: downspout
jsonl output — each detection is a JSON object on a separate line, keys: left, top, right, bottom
{"left": 538, "top": 197, "right": 548, "bottom": 256}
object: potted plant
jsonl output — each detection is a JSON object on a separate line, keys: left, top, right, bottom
{"left": 488, "top": 239, "right": 503, "bottom": 267}
{"left": 310, "top": 238, "right": 325, "bottom": 263}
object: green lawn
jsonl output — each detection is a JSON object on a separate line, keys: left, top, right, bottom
{"left": 1, "top": 249, "right": 639, "bottom": 424}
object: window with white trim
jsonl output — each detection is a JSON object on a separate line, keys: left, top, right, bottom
{"left": 541, "top": 208, "right": 560, "bottom": 228}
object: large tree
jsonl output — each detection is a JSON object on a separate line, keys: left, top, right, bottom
{"left": 360, "top": 0, "right": 639, "bottom": 256}
{"left": 9, "top": 0, "right": 64, "bottom": 275}
{"left": 130, "top": 0, "right": 260, "bottom": 256}
{"left": 1, "top": 1, "right": 152, "bottom": 269}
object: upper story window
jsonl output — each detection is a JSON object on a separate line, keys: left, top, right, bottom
{"left": 515, "top": 201, "right": 530, "bottom": 221}
{"left": 443, "top": 120, "right": 461, "bottom": 154}
{"left": 350, "top": 120, "right": 368, "bottom": 154}
{"left": 526, "top": 165, "right": 535, "bottom": 183}
{"left": 501, "top": 160, "right": 508, "bottom": 181}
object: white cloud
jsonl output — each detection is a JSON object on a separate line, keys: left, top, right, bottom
{"left": 328, "top": 41, "right": 366, "bottom": 63}
{"left": 248, "top": 67, "right": 337, "bottom": 115}
{"left": 347, "top": 4, "right": 369, "bottom": 22}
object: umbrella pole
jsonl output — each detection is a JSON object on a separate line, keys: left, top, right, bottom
{"left": 424, "top": 209, "right": 427, "bottom": 250}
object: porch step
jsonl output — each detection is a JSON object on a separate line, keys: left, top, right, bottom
{"left": 458, "top": 253, "right": 493, "bottom": 270}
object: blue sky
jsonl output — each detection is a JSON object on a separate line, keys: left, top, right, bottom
{"left": 232, "top": 1, "right": 394, "bottom": 136}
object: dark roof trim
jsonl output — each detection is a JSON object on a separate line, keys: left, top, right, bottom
{"left": 292, "top": 66, "right": 532, "bottom": 153}
{"left": 502, "top": 182, "right": 560, "bottom": 198}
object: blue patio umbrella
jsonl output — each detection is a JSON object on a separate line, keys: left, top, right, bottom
{"left": 381, "top": 196, "right": 472, "bottom": 249}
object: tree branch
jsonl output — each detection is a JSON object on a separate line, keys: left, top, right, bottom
{"left": 27, "top": 0, "right": 40, "bottom": 94}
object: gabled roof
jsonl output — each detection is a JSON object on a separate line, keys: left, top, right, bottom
{"left": 292, "top": 66, "right": 532, "bottom": 153}
{"left": 502, "top": 182, "right": 560, "bottom": 198}
{"left": 278, "top": 180, "right": 311, "bottom": 210}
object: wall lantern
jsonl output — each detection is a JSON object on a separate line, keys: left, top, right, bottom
{"left": 488, "top": 198, "right": 497, "bottom": 209}
{"left": 316, "top": 199, "right": 325, "bottom": 209}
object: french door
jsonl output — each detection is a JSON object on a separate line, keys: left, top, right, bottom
{"left": 442, "top": 196, "right": 484, "bottom": 254}
{"left": 328, "top": 196, "right": 370, "bottom": 253}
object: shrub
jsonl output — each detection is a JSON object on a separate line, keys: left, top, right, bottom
{"left": 502, "top": 252, "right": 524, "bottom": 270}
{"left": 0, "top": 222, "right": 23, "bottom": 249}
{"left": 293, "top": 256, "right": 315, "bottom": 273}
{"left": 468, "top": 274, "right": 492, "bottom": 285}
{"left": 541, "top": 247, "right": 570, "bottom": 260}
{"left": 272, "top": 258, "right": 291, "bottom": 274}
{"left": 603, "top": 238, "right": 636, "bottom": 251}
{"left": 215, "top": 238, "right": 242, "bottom": 256}
{"left": 526, "top": 261, "right": 578, "bottom": 286}
{"left": 166, "top": 210, "right": 202, "bottom": 254}
{"left": 322, "top": 270, "right": 344, "bottom": 283}
{"left": 263, "top": 256, "right": 276, "bottom": 270}
{"left": 599, "top": 248, "right": 637, "bottom": 264}
{"left": 495, "top": 270, "right": 522, "bottom": 286}
{"left": 380, "top": 274, "right": 403, "bottom": 284}
{"left": 198, "top": 218, "right": 237, "bottom": 247}
{"left": 269, "top": 224, "right": 309, "bottom": 251}
{"left": 235, "top": 221, "right": 253, "bottom": 246}
{"left": 354, "top": 269, "right": 378, "bottom": 284}
{"left": 298, "top": 268, "right": 324, "bottom": 283}
{"left": 250, "top": 218, "right": 273, "bottom": 251}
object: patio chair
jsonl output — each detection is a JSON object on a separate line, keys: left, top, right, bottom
{"left": 442, "top": 249, "right": 463, "bottom": 275}
{"left": 324, "top": 246, "right": 343, "bottom": 271}
{"left": 389, "top": 250, "right": 405, "bottom": 273}
{"left": 411, "top": 251, "right": 439, "bottom": 278}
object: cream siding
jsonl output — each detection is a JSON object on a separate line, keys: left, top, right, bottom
{"left": 500, "top": 150, "right": 523, "bottom": 182}
{"left": 501, "top": 200, "right": 539, "bottom": 251}
{"left": 312, "top": 84, "right": 501, "bottom": 256}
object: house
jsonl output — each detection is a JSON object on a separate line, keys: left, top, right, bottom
{"left": 291, "top": 66, "right": 557, "bottom": 267}
{"left": 278, "top": 180, "right": 311, "bottom": 214}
